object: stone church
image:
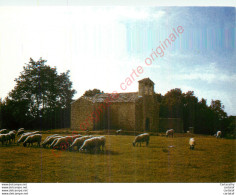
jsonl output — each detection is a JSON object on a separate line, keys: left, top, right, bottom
{"left": 71, "top": 78, "right": 160, "bottom": 132}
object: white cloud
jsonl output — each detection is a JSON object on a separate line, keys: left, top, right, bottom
{"left": 174, "top": 62, "right": 236, "bottom": 83}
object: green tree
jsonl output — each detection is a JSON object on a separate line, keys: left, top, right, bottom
{"left": 83, "top": 89, "right": 103, "bottom": 97}
{"left": 6, "top": 57, "right": 76, "bottom": 129}
{"left": 160, "top": 88, "right": 184, "bottom": 118}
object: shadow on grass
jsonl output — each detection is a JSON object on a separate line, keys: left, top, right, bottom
{"left": 148, "top": 146, "right": 165, "bottom": 149}
{"left": 44, "top": 147, "right": 120, "bottom": 156}
{"left": 192, "top": 148, "right": 206, "bottom": 151}
{"left": 81, "top": 149, "right": 120, "bottom": 156}
{"left": 0, "top": 144, "right": 18, "bottom": 148}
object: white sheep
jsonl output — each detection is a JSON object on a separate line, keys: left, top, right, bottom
{"left": 42, "top": 135, "right": 63, "bottom": 148}
{"left": 17, "top": 131, "right": 39, "bottom": 145}
{"left": 0, "top": 134, "right": 11, "bottom": 145}
{"left": 0, "top": 134, "right": 5, "bottom": 145}
{"left": 133, "top": 133, "right": 150, "bottom": 147}
{"left": 42, "top": 134, "right": 61, "bottom": 148}
{"left": 43, "top": 134, "right": 59, "bottom": 143}
{"left": 1, "top": 131, "right": 14, "bottom": 145}
{"left": 17, "top": 128, "right": 25, "bottom": 136}
{"left": 79, "top": 136, "right": 106, "bottom": 152}
{"left": 70, "top": 136, "right": 93, "bottom": 151}
{"left": 0, "top": 134, "right": 8, "bottom": 145}
{"left": 8, "top": 130, "right": 17, "bottom": 143}
{"left": 50, "top": 137, "right": 62, "bottom": 148}
{"left": 166, "top": 129, "right": 174, "bottom": 138}
{"left": 51, "top": 135, "right": 81, "bottom": 150}
{"left": 0, "top": 129, "right": 8, "bottom": 134}
{"left": 189, "top": 138, "right": 195, "bottom": 150}
{"left": 216, "top": 131, "right": 222, "bottom": 138}
{"left": 187, "top": 131, "right": 190, "bottom": 134}
{"left": 116, "top": 129, "right": 122, "bottom": 135}
{"left": 23, "top": 134, "right": 42, "bottom": 147}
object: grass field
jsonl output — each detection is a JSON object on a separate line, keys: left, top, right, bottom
{"left": 0, "top": 132, "right": 235, "bottom": 183}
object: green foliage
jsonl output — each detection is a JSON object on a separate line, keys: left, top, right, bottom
{"left": 2, "top": 58, "right": 76, "bottom": 129}
{"left": 83, "top": 89, "right": 103, "bottom": 97}
{"left": 159, "top": 88, "right": 232, "bottom": 136}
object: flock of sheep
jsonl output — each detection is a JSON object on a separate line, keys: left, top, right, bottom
{"left": 0, "top": 128, "right": 106, "bottom": 153}
{"left": 0, "top": 128, "right": 222, "bottom": 152}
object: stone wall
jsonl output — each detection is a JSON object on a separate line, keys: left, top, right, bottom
{"left": 142, "top": 95, "right": 159, "bottom": 132}
{"left": 71, "top": 98, "right": 94, "bottom": 130}
{"left": 135, "top": 98, "right": 143, "bottom": 131}
{"left": 108, "top": 102, "right": 135, "bottom": 130}
{"left": 134, "top": 96, "right": 159, "bottom": 132}
{"left": 94, "top": 102, "right": 108, "bottom": 130}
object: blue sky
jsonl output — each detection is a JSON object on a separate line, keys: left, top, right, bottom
{"left": 122, "top": 7, "right": 236, "bottom": 115}
{"left": 0, "top": 6, "right": 235, "bottom": 115}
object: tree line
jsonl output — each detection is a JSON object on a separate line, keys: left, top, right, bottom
{"left": 156, "top": 89, "right": 235, "bottom": 138}
{"left": 0, "top": 58, "right": 76, "bottom": 130}
{"left": 0, "top": 58, "right": 235, "bottom": 138}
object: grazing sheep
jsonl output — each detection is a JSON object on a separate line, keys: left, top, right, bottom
{"left": 51, "top": 136, "right": 81, "bottom": 150}
{"left": 17, "top": 128, "right": 25, "bottom": 136}
{"left": 71, "top": 134, "right": 82, "bottom": 140}
{"left": 0, "top": 134, "right": 4, "bottom": 145}
{"left": 0, "top": 134, "right": 8, "bottom": 145}
{"left": 189, "top": 138, "right": 195, "bottom": 150}
{"left": 0, "top": 134, "right": 11, "bottom": 145}
{"left": 17, "top": 131, "right": 39, "bottom": 145}
{"left": 42, "top": 135, "right": 63, "bottom": 148}
{"left": 0, "top": 129, "right": 8, "bottom": 134}
{"left": 42, "top": 134, "right": 59, "bottom": 144}
{"left": 23, "top": 134, "right": 42, "bottom": 147}
{"left": 70, "top": 136, "right": 92, "bottom": 151}
{"left": 50, "top": 137, "right": 61, "bottom": 148}
{"left": 9, "top": 130, "right": 17, "bottom": 143}
{"left": 6, "top": 133, "right": 12, "bottom": 145}
{"left": 0, "top": 131, "right": 15, "bottom": 145}
{"left": 116, "top": 129, "right": 122, "bottom": 135}
{"left": 43, "top": 134, "right": 59, "bottom": 143}
{"left": 216, "top": 131, "right": 222, "bottom": 138}
{"left": 79, "top": 136, "right": 106, "bottom": 152}
{"left": 133, "top": 133, "right": 150, "bottom": 147}
{"left": 166, "top": 129, "right": 174, "bottom": 138}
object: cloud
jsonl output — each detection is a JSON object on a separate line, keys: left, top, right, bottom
{"left": 174, "top": 62, "right": 236, "bottom": 83}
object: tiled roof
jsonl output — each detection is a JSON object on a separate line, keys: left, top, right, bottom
{"left": 71, "top": 92, "right": 142, "bottom": 104}
{"left": 92, "top": 92, "right": 140, "bottom": 103}
{"left": 138, "top": 77, "right": 154, "bottom": 85}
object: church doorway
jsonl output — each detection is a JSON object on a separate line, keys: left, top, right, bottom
{"left": 145, "top": 118, "right": 150, "bottom": 131}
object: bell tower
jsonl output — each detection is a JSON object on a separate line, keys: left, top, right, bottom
{"left": 138, "top": 77, "right": 154, "bottom": 96}
{"left": 136, "top": 78, "right": 159, "bottom": 132}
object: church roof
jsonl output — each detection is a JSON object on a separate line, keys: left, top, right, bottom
{"left": 71, "top": 78, "right": 155, "bottom": 104}
{"left": 138, "top": 77, "right": 154, "bottom": 85}
{"left": 71, "top": 92, "right": 143, "bottom": 104}
{"left": 92, "top": 92, "right": 139, "bottom": 103}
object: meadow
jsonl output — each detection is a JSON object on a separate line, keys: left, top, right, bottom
{"left": 0, "top": 131, "right": 235, "bottom": 183}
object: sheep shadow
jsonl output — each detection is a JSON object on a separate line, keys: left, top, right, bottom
{"left": 191, "top": 148, "right": 206, "bottom": 151}
{"left": 148, "top": 146, "right": 165, "bottom": 149}
{"left": 81, "top": 149, "right": 120, "bottom": 156}
{"left": 0, "top": 143, "right": 19, "bottom": 148}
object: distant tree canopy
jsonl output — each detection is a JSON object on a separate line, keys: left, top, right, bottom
{"left": 1, "top": 58, "right": 76, "bottom": 129}
{"left": 83, "top": 89, "right": 104, "bottom": 97}
{"left": 158, "top": 88, "right": 234, "bottom": 137}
